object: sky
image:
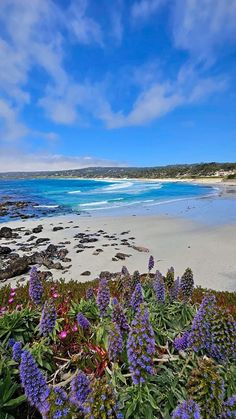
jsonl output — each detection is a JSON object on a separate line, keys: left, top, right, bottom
{"left": 0, "top": 0, "right": 236, "bottom": 172}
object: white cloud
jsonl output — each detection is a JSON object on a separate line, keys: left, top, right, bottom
{"left": 0, "top": 0, "right": 103, "bottom": 141}
{"left": 172, "top": 0, "right": 236, "bottom": 63}
{"left": 131, "top": 0, "right": 165, "bottom": 22}
{"left": 0, "top": 99, "right": 29, "bottom": 141}
{"left": 99, "top": 67, "right": 227, "bottom": 128}
{"left": 0, "top": 152, "right": 125, "bottom": 172}
{"left": 67, "top": 0, "right": 103, "bottom": 46}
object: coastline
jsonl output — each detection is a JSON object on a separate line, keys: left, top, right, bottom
{"left": 0, "top": 177, "right": 236, "bottom": 292}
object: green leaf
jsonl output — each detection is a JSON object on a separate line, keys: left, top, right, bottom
{"left": 3, "top": 395, "right": 26, "bottom": 408}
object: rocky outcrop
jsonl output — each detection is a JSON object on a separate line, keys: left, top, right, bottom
{"left": 0, "top": 246, "right": 11, "bottom": 255}
{"left": 0, "top": 256, "right": 29, "bottom": 281}
{"left": 0, "top": 227, "right": 13, "bottom": 239}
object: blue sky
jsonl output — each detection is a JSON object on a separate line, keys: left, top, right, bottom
{"left": 0, "top": 0, "right": 236, "bottom": 171}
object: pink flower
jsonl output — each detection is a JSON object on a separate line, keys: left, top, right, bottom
{"left": 8, "top": 298, "right": 14, "bottom": 304}
{"left": 72, "top": 324, "right": 78, "bottom": 332}
{"left": 11, "top": 288, "right": 16, "bottom": 292}
{"left": 10, "top": 291, "right": 16, "bottom": 297}
{"left": 59, "top": 330, "right": 67, "bottom": 339}
{"left": 0, "top": 306, "right": 7, "bottom": 314}
{"left": 52, "top": 292, "right": 59, "bottom": 299}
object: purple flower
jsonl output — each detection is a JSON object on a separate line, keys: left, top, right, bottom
{"left": 188, "top": 295, "right": 215, "bottom": 352}
{"left": 127, "top": 306, "right": 155, "bottom": 384}
{"left": 29, "top": 266, "right": 43, "bottom": 305}
{"left": 39, "top": 300, "right": 57, "bottom": 337}
{"left": 148, "top": 255, "right": 154, "bottom": 272}
{"left": 20, "top": 350, "right": 50, "bottom": 416}
{"left": 174, "top": 331, "right": 189, "bottom": 351}
{"left": 77, "top": 312, "right": 91, "bottom": 330}
{"left": 121, "top": 266, "right": 129, "bottom": 276}
{"left": 8, "top": 338, "right": 15, "bottom": 348}
{"left": 54, "top": 387, "right": 67, "bottom": 405}
{"left": 112, "top": 298, "right": 129, "bottom": 333}
{"left": 131, "top": 283, "right": 144, "bottom": 311}
{"left": 70, "top": 371, "right": 91, "bottom": 409}
{"left": 96, "top": 278, "right": 110, "bottom": 317}
{"left": 170, "top": 277, "right": 180, "bottom": 301}
{"left": 172, "top": 399, "right": 201, "bottom": 418}
{"left": 132, "top": 270, "right": 141, "bottom": 288}
{"left": 188, "top": 294, "right": 236, "bottom": 362}
{"left": 221, "top": 395, "right": 236, "bottom": 418}
{"left": 108, "top": 323, "right": 123, "bottom": 362}
{"left": 12, "top": 341, "right": 22, "bottom": 362}
{"left": 84, "top": 377, "right": 118, "bottom": 418}
{"left": 86, "top": 287, "right": 94, "bottom": 300}
{"left": 51, "top": 387, "right": 70, "bottom": 419}
{"left": 180, "top": 268, "right": 194, "bottom": 300}
{"left": 153, "top": 270, "right": 165, "bottom": 303}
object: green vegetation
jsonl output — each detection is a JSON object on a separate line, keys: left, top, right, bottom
{"left": 0, "top": 162, "right": 236, "bottom": 180}
{"left": 0, "top": 263, "right": 235, "bottom": 418}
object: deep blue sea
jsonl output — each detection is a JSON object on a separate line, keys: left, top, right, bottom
{"left": 0, "top": 178, "right": 217, "bottom": 222}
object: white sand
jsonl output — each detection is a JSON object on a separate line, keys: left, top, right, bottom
{"left": 1, "top": 213, "right": 236, "bottom": 291}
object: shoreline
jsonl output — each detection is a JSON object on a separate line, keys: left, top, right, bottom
{"left": 1, "top": 177, "right": 236, "bottom": 225}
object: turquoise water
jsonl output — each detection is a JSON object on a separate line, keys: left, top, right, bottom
{"left": 0, "top": 178, "right": 216, "bottom": 222}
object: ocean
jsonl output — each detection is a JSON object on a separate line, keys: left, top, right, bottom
{"left": 0, "top": 178, "right": 217, "bottom": 222}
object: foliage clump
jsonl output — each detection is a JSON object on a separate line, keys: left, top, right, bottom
{"left": 0, "top": 259, "right": 235, "bottom": 418}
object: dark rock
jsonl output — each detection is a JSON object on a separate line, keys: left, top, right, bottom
{"left": 132, "top": 245, "right": 149, "bottom": 253}
{"left": 39, "top": 271, "right": 52, "bottom": 280}
{"left": 32, "top": 225, "right": 43, "bottom": 233}
{"left": 99, "top": 271, "right": 112, "bottom": 280}
{"left": 0, "top": 256, "right": 29, "bottom": 281}
{"left": 57, "top": 249, "right": 69, "bottom": 260}
{"left": 29, "top": 252, "right": 63, "bottom": 270}
{"left": 81, "top": 271, "right": 91, "bottom": 276}
{"left": 45, "top": 244, "right": 58, "bottom": 255}
{"left": 24, "top": 230, "right": 32, "bottom": 236}
{"left": 52, "top": 226, "right": 64, "bottom": 231}
{"left": 115, "top": 252, "right": 131, "bottom": 260}
{"left": 0, "top": 246, "right": 11, "bottom": 255}
{"left": 18, "top": 246, "right": 34, "bottom": 252}
{"left": 93, "top": 250, "right": 100, "bottom": 255}
{"left": 36, "top": 238, "right": 50, "bottom": 245}
{"left": 79, "top": 237, "right": 98, "bottom": 244}
{"left": 0, "top": 227, "right": 13, "bottom": 239}
{"left": 27, "top": 235, "right": 37, "bottom": 242}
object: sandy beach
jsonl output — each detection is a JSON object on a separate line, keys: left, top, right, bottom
{"left": 1, "top": 209, "right": 236, "bottom": 292}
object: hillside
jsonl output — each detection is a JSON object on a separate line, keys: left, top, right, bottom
{"left": 0, "top": 162, "right": 236, "bottom": 180}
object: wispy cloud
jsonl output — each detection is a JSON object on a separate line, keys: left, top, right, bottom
{"left": 172, "top": 0, "right": 236, "bottom": 63}
{"left": 131, "top": 0, "right": 165, "bottom": 23}
{"left": 66, "top": 0, "right": 103, "bottom": 46}
{"left": 0, "top": 99, "right": 29, "bottom": 141}
{"left": 99, "top": 67, "right": 227, "bottom": 128}
{"left": 0, "top": 152, "right": 125, "bottom": 172}
{"left": 0, "top": 0, "right": 103, "bottom": 141}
